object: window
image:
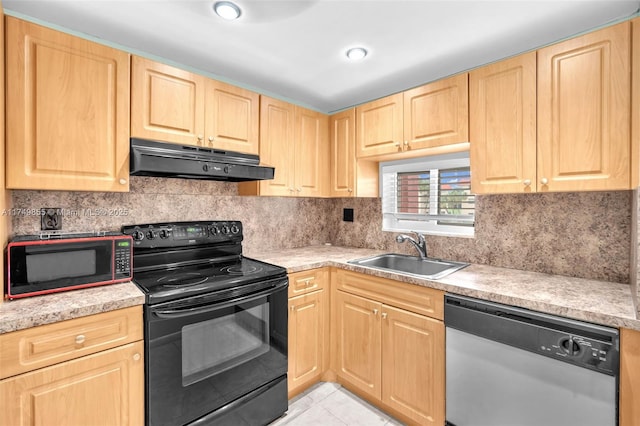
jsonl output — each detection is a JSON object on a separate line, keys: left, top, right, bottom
{"left": 380, "top": 152, "right": 475, "bottom": 237}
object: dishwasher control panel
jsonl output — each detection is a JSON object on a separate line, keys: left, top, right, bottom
{"left": 537, "top": 329, "right": 616, "bottom": 374}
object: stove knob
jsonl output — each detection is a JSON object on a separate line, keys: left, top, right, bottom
{"left": 221, "top": 225, "right": 230, "bottom": 234}
{"left": 159, "top": 229, "right": 171, "bottom": 239}
{"left": 209, "top": 225, "right": 220, "bottom": 236}
{"left": 132, "top": 230, "right": 145, "bottom": 241}
{"left": 146, "top": 230, "right": 157, "bottom": 240}
{"left": 230, "top": 225, "right": 239, "bottom": 234}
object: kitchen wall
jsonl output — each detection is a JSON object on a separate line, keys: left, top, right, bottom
{"left": 11, "top": 178, "right": 632, "bottom": 284}
{"left": 330, "top": 191, "right": 631, "bottom": 284}
{"left": 10, "top": 177, "right": 332, "bottom": 253}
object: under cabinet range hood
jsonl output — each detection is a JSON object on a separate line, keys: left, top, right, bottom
{"left": 129, "top": 138, "right": 274, "bottom": 182}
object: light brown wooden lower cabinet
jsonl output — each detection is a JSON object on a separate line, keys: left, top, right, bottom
{"left": 331, "top": 269, "right": 445, "bottom": 426}
{"left": 334, "top": 290, "right": 445, "bottom": 426}
{"left": 0, "top": 306, "right": 144, "bottom": 426}
{"left": 287, "top": 268, "right": 330, "bottom": 398}
{"left": 620, "top": 327, "right": 640, "bottom": 426}
{"left": 0, "top": 342, "right": 144, "bottom": 425}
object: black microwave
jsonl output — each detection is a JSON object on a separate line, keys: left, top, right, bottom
{"left": 6, "top": 234, "right": 133, "bottom": 299}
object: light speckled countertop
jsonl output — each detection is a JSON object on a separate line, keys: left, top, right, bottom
{"left": 2, "top": 245, "right": 638, "bottom": 335}
{"left": 247, "top": 245, "right": 640, "bottom": 331}
{"left": 0, "top": 282, "right": 145, "bottom": 334}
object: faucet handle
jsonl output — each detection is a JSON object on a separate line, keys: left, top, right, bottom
{"left": 410, "top": 231, "right": 425, "bottom": 243}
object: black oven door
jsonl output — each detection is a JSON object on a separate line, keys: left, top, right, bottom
{"left": 145, "top": 278, "right": 288, "bottom": 426}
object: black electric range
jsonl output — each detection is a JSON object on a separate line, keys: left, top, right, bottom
{"left": 121, "top": 221, "right": 289, "bottom": 426}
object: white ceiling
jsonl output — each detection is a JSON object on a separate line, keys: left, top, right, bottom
{"left": 4, "top": 0, "right": 640, "bottom": 113}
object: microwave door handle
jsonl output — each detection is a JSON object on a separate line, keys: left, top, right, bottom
{"left": 153, "top": 280, "right": 287, "bottom": 319}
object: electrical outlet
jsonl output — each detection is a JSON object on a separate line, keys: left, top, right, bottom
{"left": 41, "top": 208, "right": 62, "bottom": 230}
{"left": 343, "top": 208, "right": 354, "bottom": 222}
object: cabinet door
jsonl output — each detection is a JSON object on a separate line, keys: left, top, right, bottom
{"left": 288, "top": 290, "right": 326, "bottom": 398}
{"left": 6, "top": 17, "right": 130, "bottom": 192}
{"left": 404, "top": 73, "right": 469, "bottom": 151}
{"left": 381, "top": 305, "right": 445, "bottom": 425}
{"left": 537, "top": 22, "right": 630, "bottom": 192}
{"left": 131, "top": 56, "right": 205, "bottom": 146}
{"left": 356, "top": 93, "right": 403, "bottom": 158}
{"left": 205, "top": 80, "right": 259, "bottom": 154}
{"left": 0, "top": 341, "right": 144, "bottom": 426}
{"left": 295, "top": 106, "right": 329, "bottom": 197}
{"left": 0, "top": 0, "right": 6, "bottom": 305}
{"left": 620, "top": 328, "right": 640, "bottom": 426}
{"left": 470, "top": 52, "right": 537, "bottom": 194}
{"left": 258, "top": 96, "right": 295, "bottom": 196}
{"left": 330, "top": 109, "right": 356, "bottom": 197}
{"left": 335, "top": 291, "right": 381, "bottom": 400}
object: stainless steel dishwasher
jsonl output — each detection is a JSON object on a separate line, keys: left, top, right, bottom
{"left": 445, "top": 294, "right": 619, "bottom": 426}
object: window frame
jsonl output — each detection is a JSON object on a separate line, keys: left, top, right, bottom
{"left": 379, "top": 152, "right": 475, "bottom": 238}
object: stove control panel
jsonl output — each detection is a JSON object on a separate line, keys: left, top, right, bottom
{"left": 122, "top": 221, "right": 243, "bottom": 249}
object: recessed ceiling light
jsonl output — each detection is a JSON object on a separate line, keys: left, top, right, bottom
{"left": 346, "top": 47, "right": 368, "bottom": 61}
{"left": 213, "top": 1, "right": 242, "bottom": 20}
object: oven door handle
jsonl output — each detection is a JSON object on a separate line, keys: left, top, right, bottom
{"left": 152, "top": 279, "right": 287, "bottom": 318}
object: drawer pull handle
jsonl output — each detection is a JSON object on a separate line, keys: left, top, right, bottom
{"left": 373, "top": 309, "right": 378, "bottom": 316}
{"left": 75, "top": 335, "right": 86, "bottom": 345}
{"left": 382, "top": 312, "right": 388, "bottom": 320}
{"left": 133, "top": 353, "right": 141, "bottom": 361}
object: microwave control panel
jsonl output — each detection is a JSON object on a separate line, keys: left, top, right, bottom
{"left": 114, "top": 237, "right": 132, "bottom": 278}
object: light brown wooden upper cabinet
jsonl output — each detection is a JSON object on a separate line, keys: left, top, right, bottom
{"left": 5, "top": 17, "right": 130, "bottom": 192}
{"left": 470, "top": 52, "right": 537, "bottom": 194}
{"left": 356, "top": 74, "right": 468, "bottom": 159}
{"left": 356, "top": 93, "right": 404, "bottom": 158}
{"left": 1, "top": 0, "right": 7, "bottom": 303}
{"left": 630, "top": 18, "right": 640, "bottom": 188}
{"left": 330, "top": 109, "right": 379, "bottom": 197}
{"left": 131, "top": 56, "right": 259, "bottom": 154}
{"left": 403, "top": 73, "right": 469, "bottom": 151}
{"left": 537, "top": 21, "right": 630, "bottom": 192}
{"left": 240, "top": 97, "right": 328, "bottom": 197}
{"left": 330, "top": 109, "right": 356, "bottom": 196}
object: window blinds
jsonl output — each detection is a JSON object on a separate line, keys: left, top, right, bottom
{"left": 382, "top": 166, "right": 475, "bottom": 226}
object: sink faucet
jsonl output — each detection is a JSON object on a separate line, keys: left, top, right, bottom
{"left": 396, "top": 231, "right": 428, "bottom": 259}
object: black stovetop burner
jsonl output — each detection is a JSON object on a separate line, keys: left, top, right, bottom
{"left": 122, "top": 221, "right": 286, "bottom": 305}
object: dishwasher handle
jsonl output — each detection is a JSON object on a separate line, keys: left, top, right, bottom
{"left": 444, "top": 294, "right": 619, "bottom": 376}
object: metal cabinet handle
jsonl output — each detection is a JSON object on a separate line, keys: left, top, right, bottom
{"left": 133, "top": 353, "right": 141, "bottom": 361}
{"left": 523, "top": 179, "right": 531, "bottom": 187}
{"left": 381, "top": 312, "right": 388, "bottom": 320}
{"left": 395, "top": 142, "right": 400, "bottom": 147}
{"left": 119, "top": 178, "right": 127, "bottom": 185}
{"left": 197, "top": 135, "right": 204, "bottom": 143}
{"left": 373, "top": 309, "right": 378, "bottom": 315}
{"left": 540, "top": 177, "right": 549, "bottom": 185}
{"left": 347, "top": 188, "right": 353, "bottom": 193}
{"left": 208, "top": 136, "right": 214, "bottom": 142}
{"left": 75, "top": 334, "right": 86, "bottom": 345}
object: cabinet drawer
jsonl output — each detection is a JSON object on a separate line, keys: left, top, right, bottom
{"left": 335, "top": 269, "right": 443, "bottom": 320}
{"left": 0, "top": 306, "right": 143, "bottom": 379}
{"left": 288, "top": 268, "right": 327, "bottom": 297}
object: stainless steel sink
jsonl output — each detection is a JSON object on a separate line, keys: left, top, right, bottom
{"left": 348, "top": 253, "right": 468, "bottom": 279}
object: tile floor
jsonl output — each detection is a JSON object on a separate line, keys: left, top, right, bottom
{"left": 269, "top": 382, "right": 404, "bottom": 426}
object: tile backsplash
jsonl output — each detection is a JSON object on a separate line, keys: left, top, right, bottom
{"left": 10, "top": 177, "right": 632, "bottom": 284}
